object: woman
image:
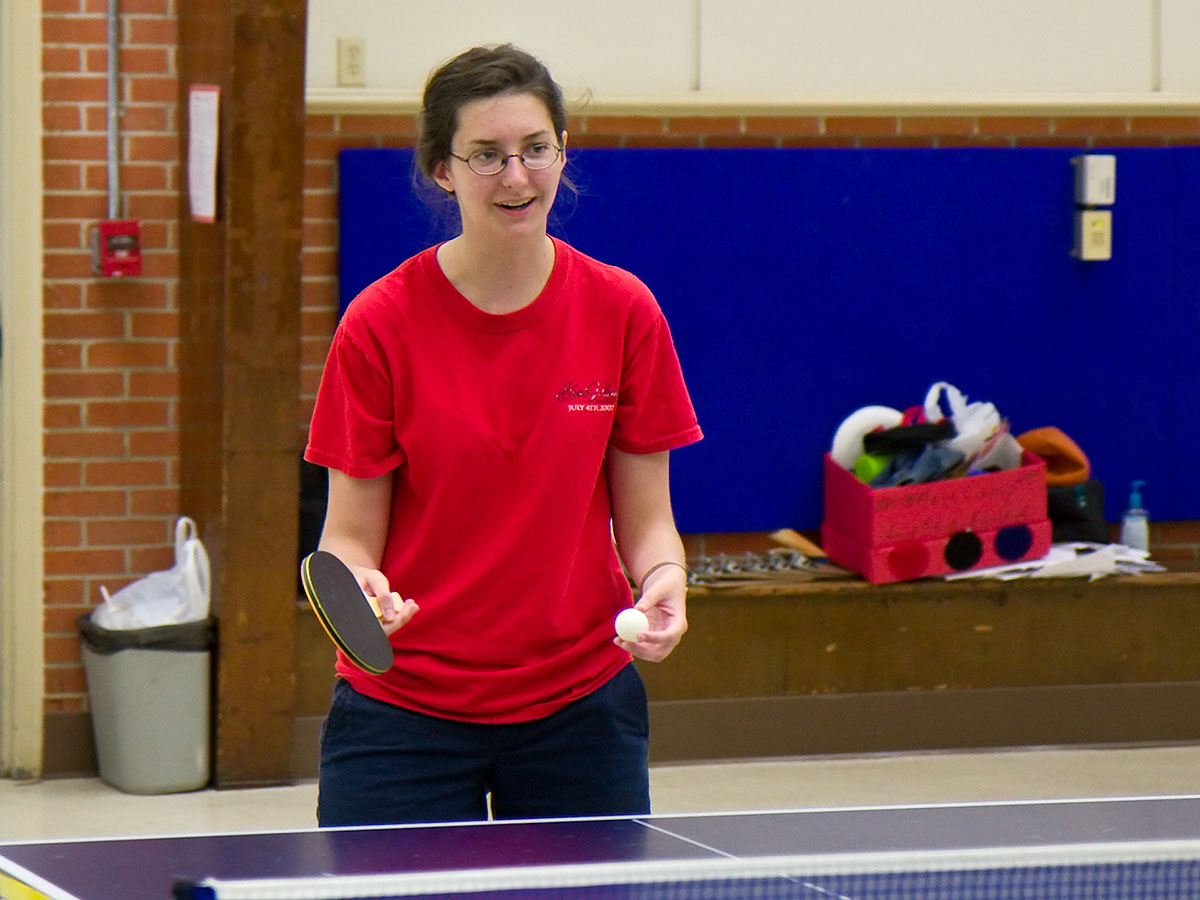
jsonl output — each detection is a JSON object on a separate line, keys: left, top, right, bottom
{"left": 305, "top": 43, "right": 702, "bottom": 826}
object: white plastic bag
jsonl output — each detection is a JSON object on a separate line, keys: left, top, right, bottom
{"left": 93, "top": 517, "right": 212, "bottom": 630}
{"left": 923, "top": 381, "right": 1003, "bottom": 464}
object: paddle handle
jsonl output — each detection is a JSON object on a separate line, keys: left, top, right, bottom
{"left": 364, "top": 591, "right": 403, "bottom": 619}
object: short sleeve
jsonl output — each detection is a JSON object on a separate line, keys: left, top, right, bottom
{"left": 304, "top": 321, "right": 407, "bottom": 478}
{"left": 610, "top": 296, "right": 703, "bottom": 455}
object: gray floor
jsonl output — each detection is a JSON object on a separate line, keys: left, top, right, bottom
{"left": 3, "top": 744, "right": 1199, "bottom": 843}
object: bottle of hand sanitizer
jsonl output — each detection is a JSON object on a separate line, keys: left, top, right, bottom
{"left": 1120, "top": 480, "right": 1149, "bottom": 551}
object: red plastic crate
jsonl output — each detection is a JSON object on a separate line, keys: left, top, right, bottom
{"left": 820, "top": 450, "right": 1052, "bottom": 583}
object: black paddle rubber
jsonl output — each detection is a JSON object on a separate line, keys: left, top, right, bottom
{"left": 300, "top": 551, "right": 394, "bottom": 674}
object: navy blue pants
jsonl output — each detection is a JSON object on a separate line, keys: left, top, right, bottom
{"left": 316, "top": 664, "right": 651, "bottom": 826}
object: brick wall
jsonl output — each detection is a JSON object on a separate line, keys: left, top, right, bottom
{"left": 39, "top": 2, "right": 1200, "bottom": 730}
{"left": 41, "top": 0, "right": 180, "bottom": 721}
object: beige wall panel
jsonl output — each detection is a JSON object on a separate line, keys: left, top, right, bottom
{"left": 699, "top": 0, "right": 1153, "bottom": 93}
{"left": 305, "top": 0, "right": 698, "bottom": 96}
{"left": 1161, "top": 0, "right": 1200, "bottom": 91}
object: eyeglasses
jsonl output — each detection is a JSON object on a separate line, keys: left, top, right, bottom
{"left": 449, "top": 142, "right": 563, "bottom": 176}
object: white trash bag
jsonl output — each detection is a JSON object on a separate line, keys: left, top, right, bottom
{"left": 923, "top": 381, "right": 1003, "bottom": 464}
{"left": 93, "top": 517, "right": 212, "bottom": 630}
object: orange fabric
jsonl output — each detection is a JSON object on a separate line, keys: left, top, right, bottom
{"left": 1016, "top": 427, "right": 1091, "bottom": 486}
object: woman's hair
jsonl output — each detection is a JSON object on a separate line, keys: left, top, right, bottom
{"left": 416, "top": 43, "right": 569, "bottom": 185}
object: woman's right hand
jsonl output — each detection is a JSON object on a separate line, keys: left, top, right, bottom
{"left": 319, "top": 470, "right": 419, "bottom": 637}
{"left": 350, "top": 564, "right": 420, "bottom": 636}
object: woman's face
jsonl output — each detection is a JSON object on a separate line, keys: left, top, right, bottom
{"left": 434, "top": 92, "right": 566, "bottom": 243}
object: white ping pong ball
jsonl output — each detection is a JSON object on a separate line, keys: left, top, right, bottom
{"left": 615, "top": 608, "right": 649, "bottom": 642}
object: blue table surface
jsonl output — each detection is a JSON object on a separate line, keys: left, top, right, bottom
{"left": 3, "top": 796, "right": 1200, "bottom": 900}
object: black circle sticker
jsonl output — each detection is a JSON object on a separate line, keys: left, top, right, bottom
{"left": 944, "top": 531, "right": 983, "bottom": 570}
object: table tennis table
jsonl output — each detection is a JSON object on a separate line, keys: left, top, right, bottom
{"left": 3, "top": 795, "right": 1199, "bottom": 900}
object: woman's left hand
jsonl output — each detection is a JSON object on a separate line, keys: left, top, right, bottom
{"left": 613, "top": 564, "right": 688, "bottom": 662}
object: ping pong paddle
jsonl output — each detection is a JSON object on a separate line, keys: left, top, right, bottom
{"left": 299, "top": 550, "right": 394, "bottom": 675}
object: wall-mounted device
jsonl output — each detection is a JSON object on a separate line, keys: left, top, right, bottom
{"left": 1074, "top": 154, "right": 1116, "bottom": 205}
{"left": 90, "top": 219, "right": 142, "bottom": 277}
{"left": 1073, "top": 209, "right": 1113, "bottom": 262}
{"left": 1071, "top": 154, "right": 1116, "bottom": 261}
{"left": 94, "top": 0, "right": 140, "bottom": 278}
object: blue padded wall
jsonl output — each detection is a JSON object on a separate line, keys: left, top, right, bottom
{"left": 339, "top": 147, "right": 1200, "bottom": 534}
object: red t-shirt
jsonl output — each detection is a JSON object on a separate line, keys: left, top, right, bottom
{"left": 305, "top": 237, "right": 702, "bottom": 723}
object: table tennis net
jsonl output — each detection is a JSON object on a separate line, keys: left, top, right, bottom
{"left": 180, "top": 840, "right": 1200, "bottom": 900}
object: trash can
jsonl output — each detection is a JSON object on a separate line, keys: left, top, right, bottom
{"left": 77, "top": 614, "right": 215, "bottom": 794}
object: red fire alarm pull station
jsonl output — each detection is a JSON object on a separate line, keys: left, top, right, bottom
{"left": 96, "top": 2, "right": 142, "bottom": 278}
{"left": 90, "top": 219, "right": 142, "bottom": 277}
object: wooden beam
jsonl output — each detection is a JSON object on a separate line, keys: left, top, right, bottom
{"left": 177, "top": 0, "right": 307, "bottom": 786}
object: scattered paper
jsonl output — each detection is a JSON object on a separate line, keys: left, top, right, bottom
{"left": 944, "top": 543, "right": 1165, "bottom": 582}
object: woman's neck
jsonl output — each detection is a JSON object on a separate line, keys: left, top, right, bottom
{"left": 437, "top": 234, "right": 555, "bottom": 315}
